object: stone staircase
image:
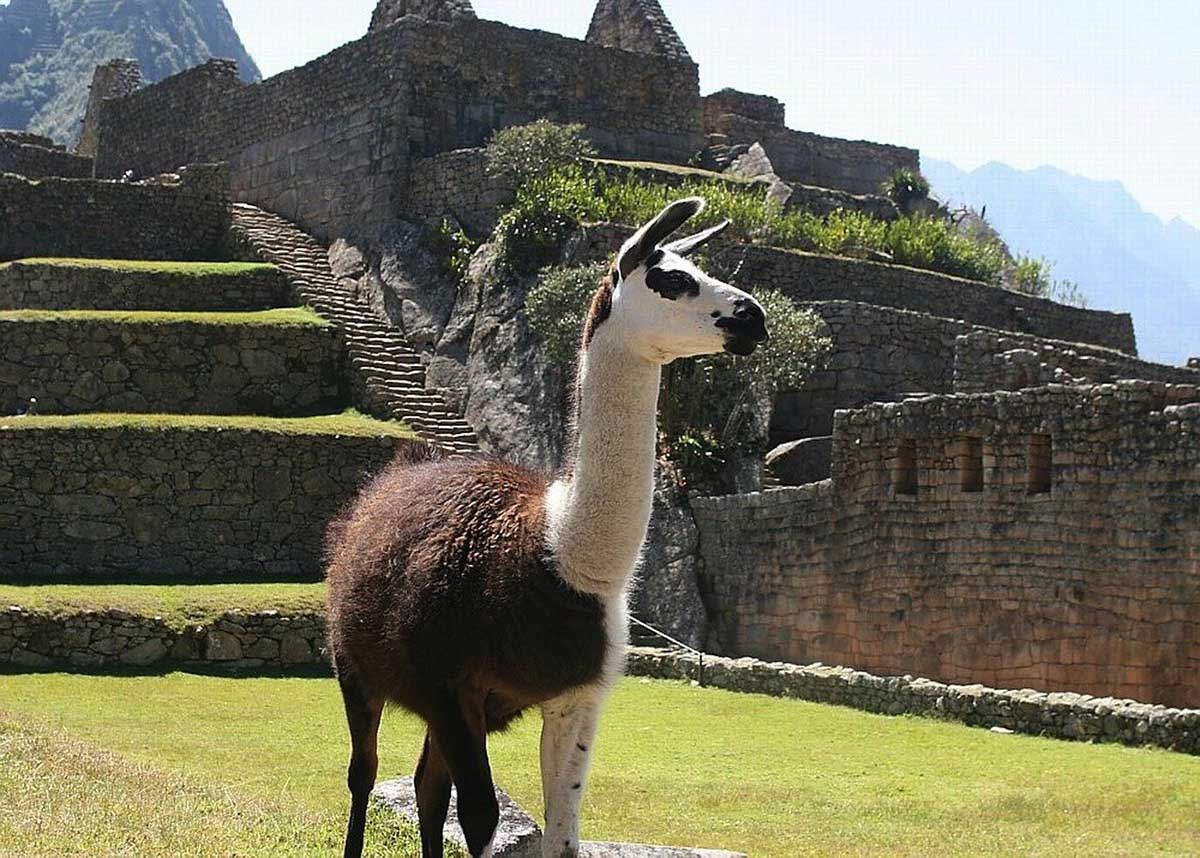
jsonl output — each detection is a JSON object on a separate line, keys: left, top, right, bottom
{"left": 0, "top": 257, "right": 412, "bottom": 582}
{"left": 228, "top": 204, "right": 480, "bottom": 454}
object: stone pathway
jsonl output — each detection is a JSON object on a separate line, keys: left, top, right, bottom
{"left": 372, "top": 777, "right": 746, "bottom": 858}
{"left": 229, "top": 204, "right": 479, "bottom": 454}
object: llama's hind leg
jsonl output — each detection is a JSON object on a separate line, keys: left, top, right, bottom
{"left": 414, "top": 731, "right": 452, "bottom": 858}
{"left": 428, "top": 691, "right": 500, "bottom": 857}
{"left": 337, "top": 670, "right": 384, "bottom": 858}
{"left": 539, "top": 690, "right": 604, "bottom": 858}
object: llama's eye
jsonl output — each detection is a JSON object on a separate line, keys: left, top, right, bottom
{"left": 645, "top": 268, "right": 699, "bottom": 300}
{"left": 710, "top": 311, "right": 721, "bottom": 318}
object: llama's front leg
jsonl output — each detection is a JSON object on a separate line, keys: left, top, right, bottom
{"left": 539, "top": 690, "right": 604, "bottom": 858}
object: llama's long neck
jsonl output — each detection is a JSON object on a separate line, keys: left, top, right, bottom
{"left": 545, "top": 334, "right": 662, "bottom": 597}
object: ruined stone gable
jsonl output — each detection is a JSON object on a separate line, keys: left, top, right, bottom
{"left": 369, "top": 0, "right": 477, "bottom": 31}
{"left": 586, "top": 0, "right": 693, "bottom": 63}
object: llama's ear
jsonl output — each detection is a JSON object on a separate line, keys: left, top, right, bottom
{"left": 664, "top": 219, "right": 730, "bottom": 257}
{"left": 618, "top": 197, "right": 705, "bottom": 279}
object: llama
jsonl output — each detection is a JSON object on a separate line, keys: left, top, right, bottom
{"left": 325, "top": 197, "right": 768, "bottom": 858}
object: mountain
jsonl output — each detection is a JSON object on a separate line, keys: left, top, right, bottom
{"left": 0, "top": 0, "right": 259, "bottom": 144}
{"left": 923, "top": 158, "right": 1200, "bottom": 365}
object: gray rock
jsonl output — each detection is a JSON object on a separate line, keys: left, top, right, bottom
{"left": 280, "top": 632, "right": 313, "bottom": 664}
{"left": 373, "top": 777, "right": 542, "bottom": 858}
{"left": 119, "top": 637, "right": 169, "bottom": 666}
{"left": 204, "top": 630, "right": 243, "bottom": 661}
{"left": 634, "top": 478, "right": 707, "bottom": 649}
{"left": 10, "top": 648, "right": 53, "bottom": 668}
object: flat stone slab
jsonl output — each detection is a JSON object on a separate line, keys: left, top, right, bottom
{"left": 373, "top": 777, "right": 541, "bottom": 857}
{"left": 371, "top": 777, "right": 746, "bottom": 857}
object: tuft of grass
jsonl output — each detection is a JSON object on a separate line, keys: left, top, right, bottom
{"left": 0, "top": 307, "right": 328, "bottom": 327}
{"left": 1, "top": 673, "right": 1198, "bottom": 857}
{"left": 1, "top": 259, "right": 278, "bottom": 277}
{"left": 0, "top": 409, "right": 416, "bottom": 437}
{"left": 0, "top": 715, "right": 433, "bottom": 857}
{"left": 0, "top": 583, "right": 327, "bottom": 630}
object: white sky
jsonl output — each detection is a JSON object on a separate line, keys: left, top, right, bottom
{"left": 218, "top": 0, "right": 1193, "bottom": 227}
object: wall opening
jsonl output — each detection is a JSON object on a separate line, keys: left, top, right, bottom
{"left": 1028, "top": 434, "right": 1052, "bottom": 494}
{"left": 957, "top": 436, "right": 983, "bottom": 492}
{"left": 894, "top": 439, "right": 917, "bottom": 496}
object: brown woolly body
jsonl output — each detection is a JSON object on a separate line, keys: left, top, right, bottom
{"left": 325, "top": 443, "right": 607, "bottom": 733}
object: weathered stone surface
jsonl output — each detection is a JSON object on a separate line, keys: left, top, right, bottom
{"left": 581, "top": 844, "right": 745, "bottom": 858}
{"left": 696, "top": 381, "right": 1200, "bottom": 708}
{"left": 765, "top": 436, "right": 832, "bottom": 486}
{"left": 634, "top": 478, "right": 707, "bottom": 649}
{"left": 586, "top": 0, "right": 692, "bottom": 63}
{"left": 0, "top": 130, "right": 92, "bottom": 179}
{"left": 118, "top": 637, "right": 168, "bottom": 666}
{"left": 369, "top": 0, "right": 476, "bottom": 31}
{"left": 373, "top": 777, "right": 542, "bottom": 858}
{"left": 204, "top": 630, "right": 243, "bottom": 661}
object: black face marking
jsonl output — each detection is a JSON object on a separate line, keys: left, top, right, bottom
{"left": 710, "top": 310, "right": 721, "bottom": 318}
{"left": 576, "top": 743, "right": 587, "bottom": 751}
{"left": 645, "top": 266, "right": 700, "bottom": 301}
{"left": 572, "top": 782, "right": 581, "bottom": 790}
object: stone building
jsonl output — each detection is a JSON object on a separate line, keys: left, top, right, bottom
{"left": 1, "top": 0, "right": 1197, "bottom": 711}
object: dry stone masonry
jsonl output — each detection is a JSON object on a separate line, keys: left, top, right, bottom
{"left": 0, "top": 131, "right": 92, "bottom": 179}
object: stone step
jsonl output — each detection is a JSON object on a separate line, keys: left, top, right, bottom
{"left": 0, "top": 308, "right": 344, "bottom": 417}
{"left": 0, "top": 413, "right": 414, "bottom": 582}
{"left": 0, "top": 260, "right": 293, "bottom": 312}
{"left": 372, "top": 778, "right": 745, "bottom": 858}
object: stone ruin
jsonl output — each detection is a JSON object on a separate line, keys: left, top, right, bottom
{"left": 1, "top": 0, "right": 1198, "bottom": 714}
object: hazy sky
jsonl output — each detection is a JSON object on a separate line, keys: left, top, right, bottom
{"left": 221, "top": 0, "right": 1198, "bottom": 227}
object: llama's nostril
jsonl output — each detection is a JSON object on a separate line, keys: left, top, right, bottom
{"left": 733, "top": 298, "right": 765, "bottom": 322}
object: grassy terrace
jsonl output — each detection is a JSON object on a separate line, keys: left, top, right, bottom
{"left": 0, "top": 307, "right": 327, "bottom": 326}
{"left": 0, "top": 673, "right": 1198, "bottom": 856}
{"left": 0, "top": 583, "right": 326, "bottom": 629}
{"left": 1, "top": 258, "right": 278, "bottom": 277}
{"left": 0, "top": 410, "right": 415, "bottom": 437}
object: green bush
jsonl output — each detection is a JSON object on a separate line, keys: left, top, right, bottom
{"left": 881, "top": 168, "right": 931, "bottom": 212}
{"left": 485, "top": 120, "right": 598, "bottom": 185}
{"left": 430, "top": 218, "right": 477, "bottom": 283}
{"left": 495, "top": 168, "right": 603, "bottom": 273}
{"left": 1012, "top": 255, "right": 1088, "bottom": 307}
{"left": 526, "top": 261, "right": 608, "bottom": 364}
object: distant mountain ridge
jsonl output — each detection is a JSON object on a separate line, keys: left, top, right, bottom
{"left": 923, "top": 158, "right": 1200, "bottom": 365}
{"left": 0, "top": 0, "right": 259, "bottom": 144}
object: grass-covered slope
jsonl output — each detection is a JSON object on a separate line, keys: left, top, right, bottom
{"left": 3, "top": 258, "right": 277, "bottom": 276}
{"left": 0, "top": 409, "right": 415, "bottom": 436}
{"left": 1, "top": 673, "right": 1198, "bottom": 856}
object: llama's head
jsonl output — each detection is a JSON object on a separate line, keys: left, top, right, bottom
{"left": 587, "top": 197, "right": 768, "bottom": 363}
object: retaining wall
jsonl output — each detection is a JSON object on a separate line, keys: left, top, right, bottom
{"left": 955, "top": 330, "right": 1200, "bottom": 393}
{"left": 0, "top": 167, "right": 229, "bottom": 262}
{"left": 0, "top": 316, "right": 344, "bottom": 417}
{"left": 0, "top": 132, "right": 92, "bottom": 179}
{"left": 695, "top": 383, "right": 1200, "bottom": 708}
{"left": 0, "top": 425, "right": 404, "bottom": 581}
{"left": 0, "top": 261, "right": 290, "bottom": 312}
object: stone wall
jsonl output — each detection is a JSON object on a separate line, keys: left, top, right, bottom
{"left": 407, "top": 149, "right": 515, "bottom": 238}
{"left": 0, "top": 261, "right": 290, "bottom": 312}
{"left": 370, "top": 0, "right": 476, "bottom": 31}
{"left": 0, "top": 166, "right": 230, "bottom": 262}
{"left": 703, "top": 89, "right": 785, "bottom": 128}
{"left": 0, "top": 131, "right": 92, "bottom": 179}
{"left": 955, "top": 330, "right": 1200, "bottom": 394}
{"left": 704, "top": 242, "right": 1138, "bottom": 354}
{"left": 93, "top": 17, "right": 703, "bottom": 245}
{"left": 0, "top": 424, "right": 404, "bottom": 581}
{"left": 695, "top": 382, "right": 1200, "bottom": 708}
{"left": 0, "top": 607, "right": 327, "bottom": 670}
{"left": 626, "top": 649, "right": 1200, "bottom": 756}
{"left": 76, "top": 58, "right": 143, "bottom": 159}
{"left": 704, "top": 111, "right": 919, "bottom": 196}
{"left": 0, "top": 316, "right": 343, "bottom": 417}
{"left": 586, "top": 0, "right": 693, "bottom": 63}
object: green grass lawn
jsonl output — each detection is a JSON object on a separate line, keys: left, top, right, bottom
{"left": 1, "top": 672, "right": 1197, "bottom": 857}
{"left": 1, "top": 259, "right": 278, "bottom": 277}
{"left": 0, "top": 583, "right": 326, "bottom": 629}
{"left": 0, "top": 307, "right": 327, "bottom": 327}
{"left": 0, "top": 409, "right": 416, "bottom": 437}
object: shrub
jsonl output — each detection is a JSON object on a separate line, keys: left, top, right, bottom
{"left": 884, "top": 215, "right": 1006, "bottom": 282}
{"left": 485, "top": 120, "right": 597, "bottom": 186}
{"left": 1012, "top": 255, "right": 1088, "bottom": 307}
{"left": 495, "top": 168, "right": 603, "bottom": 273}
{"left": 429, "top": 218, "right": 477, "bottom": 284}
{"left": 526, "top": 261, "right": 608, "bottom": 365}
{"left": 882, "top": 168, "right": 931, "bottom": 212}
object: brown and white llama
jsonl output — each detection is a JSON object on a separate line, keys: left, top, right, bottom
{"left": 325, "top": 197, "right": 769, "bottom": 858}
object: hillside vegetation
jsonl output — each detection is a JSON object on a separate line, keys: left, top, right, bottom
{"left": 0, "top": 0, "right": 260, "bottom": 144}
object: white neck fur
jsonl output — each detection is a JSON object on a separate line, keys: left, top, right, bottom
{"left": 544, "top": 326, "right": 662, "bottom": 598}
